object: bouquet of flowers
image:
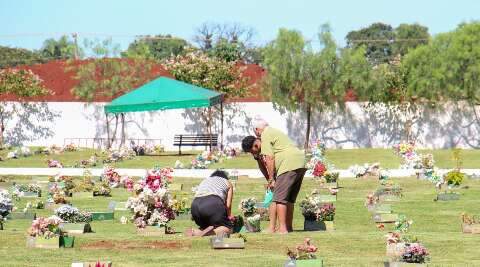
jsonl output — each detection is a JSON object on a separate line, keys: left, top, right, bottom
{"left": 349, "top": 163, "right": 381, "bottom": 178}
{"left": 287, "top": 238, "right": 318, "bottom": 260}
{"left": 63, "top": 143, "right": 78, "bottom": 152}
{"left": 401, "top": 243, "right": 430, "bottom": 263}
{"left": 48, "top": 186, "right": 68, "bottom": 204}
{"left": 48, "top": 144, "right": 64, "bottom": 154}
{"left": 6, "top": 151, "right": 18, "bottom": 159}
{"left": 420, "top": 154, "right": 435, "bottom": 169}
{"left": 322, "top": 172, "right": 339, "bottom": 183}
{"left": 27, "top": 216, "right": 63, "bottom": 239}
{"left": 394, "top": 215, "right": 413, "bottom": 233}
{"left": 172, "top": 195, "right": 190, "bottom": 215}
{"left": 299, "top": 191, "right": 335, "bottom": 221}
{"left": 126, "top": 168, "right": 175, "bottom": 228}
{"left": 101, "top": 166, "right": 121, "bottom": 187}
{"left": 306, "top": 140, "right": 334, "bottom": 176}
{"left": 55, "top": 205, "right": 92, "bottom": 223}
{"left": 47, "top": 159, "right": 63, "bottom": 168}
{"left": 393, "top": 142, "right": 420, "bottom": 169}
{"left": 19, "top": 146, "right": 32, "bottom": 157}
{"left": 103, "top": 147, "right": 136, "bottom": 163}
{"left": 223, "top": 146, "right": 239, "bottom": 159}
{"left": 0, "top": 189, "right": 13, "bottom": 217}
{"left": 12, "top": 184, "right": 42, "bottom": 197}
{"left": 78, "top": 156, "right": 97, "bottom": 167}
{"left": 93, "top": 181, "right": 111, "bottom": 196}
{"left": 246, "top": 214, "right": 261, "bottom": 230}
{"left": 121, "top": 176, "right": 134, "bottom": 191}
{"left": 312, "top": 162, "right": 327, "bottom": 178}
{"left": 239, "top": 197, "right": 258, "bottom": 217}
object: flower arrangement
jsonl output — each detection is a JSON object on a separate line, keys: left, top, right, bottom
{"left": 93, "top": 181, "right": 111, "bottom": 196}
{"left": 348, "top": 163, "right": 380, "bottom": 178}
{"left": 444, "top": 170, "right": 465, "bottom": 187}
{"left": 63, "top": 143, "right": 78, "bottom": 152}
{"left": 312, "top": 162, "right": 327, "bottom": 178}
{"left": 239, "top": 197, "right": 258, "bottom": 217}
{"left": 47, "top": 159, "right": 63, "bottom": 168}
{"left": 55, "top": 205, "right": 92, "bottom": 223}
{"left": 401, "top": 243, "right": 430, "bottom": 263}
{"left": 299, "top": 191, "right": 335, "bottom": 221}
{"left": 287, "top": 238, "right": 318, "bottom": 260}
{"left": 231, "top": 215, "right": 244, "bottom": 233}
{"left": 48, "top": 144, "right": 64, "bottom": 154}
{"left": 27, "top": 215, "right": 63, "bottom": 239}
{"left": 102, "top": 147, "right": 136, "bottom": 163}
{"left": 101, "top": 166, "right": 121, "bottom": 187}
{"left": 78, "top": 156, "right": 97, "bottom": 168}
{"left": 246, "top": 214, "right": 261, "bottom": 230}
{"left": 0, "top": 189, "right": 13, "bottom": 217}
{"left": 394, "top": 215, "right": 413, "bottom": 233}
{"left": 306, "top": 140, "right": 334, "bottom": 177}
{"left": 121, "top": 176, "right": 134, "bottom": 191}
{"left": 172, "top": 195, "right": 190, "bottom": 215}
{"left": 365, "top": 192, "right": 379, "bottom": 207}
{"left": 461, "top": 213, "right": 480, "bottom": 225}
{"left": 26, "top": 201, "right": 44, "bottom": 210}
{"left": 48, "top": 186, "right": 68, "bottom": 204}
{"left": 126, "top": 168, "right": 175, "bottom": 228}
{"left": 322, "top": 172, "right": 339, "bottom": 183}
{"left": 13, "top": 184, "right": 42, "bottom": 197}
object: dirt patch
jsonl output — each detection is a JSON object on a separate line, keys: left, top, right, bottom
{"left": 81, "top": 240, "right": 190, "bottom": 250}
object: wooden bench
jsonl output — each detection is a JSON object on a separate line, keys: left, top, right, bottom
{"left": 173, "top": 134, "right": 218, "bottom": 155}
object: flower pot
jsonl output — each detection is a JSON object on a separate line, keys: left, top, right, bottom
{"left": 27, "top": 236, "right": 60, "bottom": 249}
{"left": 210, "top": 236, "right": 245, "bottom": 249}
{"left": 245, "top": 220, "right": 260, "bottom": 232}
{"left": 436, "top": 193, "right": 460, "bottom": 201}
{"left": 384, "top": 262, "right": 426, "bottom": 267}
{"left": 462, "top": 223, "right": 480, "bottom": 234}
{"left": 91, "top": 212, "right": 114, "bottom": 221}
{"left": 373, "top": 213, "right": 399, "bottom": 223}
{"left": 386, "top": 242, "right": 406, "bottom": 257}
{"left": 7, "top": 211, "right": 36, "bottom": 220}
{"left": 60, "top": 223, "right": 92, "bottom": 234}
{"left": 304, "top": 219, "right": 334, "bottom": 231}
{"left": 285, "top": 259, "right": 324, "bottom": 267}
{"left": 60, "top": 236, "right": 75, "bottom": 248}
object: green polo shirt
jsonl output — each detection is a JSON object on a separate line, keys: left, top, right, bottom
{"left": 260, "top": 127, "right": 305, "bottom": 176}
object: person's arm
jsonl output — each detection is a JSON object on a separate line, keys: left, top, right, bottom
{"left": 255, "top": 155, "right": 269, "bottom": 181}
{"left": 264, "top": 155, "right": 276, "bottom": 188}
{"left": 225, "top": 181, "right": 233, "bottom": 217}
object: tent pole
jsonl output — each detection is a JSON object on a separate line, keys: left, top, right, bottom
{"left": 220, "top": 101, "right": 224, "bottom": 151}
{"left": 105, "top": 112, "right": 110, "bottom": 149}
{"left": 120, "top": 113, "right": 126, "bottom": 148}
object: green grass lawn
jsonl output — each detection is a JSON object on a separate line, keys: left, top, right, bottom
{"left": 1, "top": 176, "right": 480, "bottom": 266}
{"left": 1, "top": 147, "right": 480, "bottom": 169}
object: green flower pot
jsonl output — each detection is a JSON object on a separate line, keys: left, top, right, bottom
{"left": 61, "top": 236, "right": 75, "bottom": 248}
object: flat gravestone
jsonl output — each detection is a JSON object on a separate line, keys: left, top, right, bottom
{"left": 373, "top": 213, "right": 399, "bottom": 223}
{"left": 210, "top": 236, "right": 245, "bottom": 249}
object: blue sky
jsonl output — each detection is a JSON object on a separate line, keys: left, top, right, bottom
{"left": 1, "top": 0, "right": 479, "bottom": 51}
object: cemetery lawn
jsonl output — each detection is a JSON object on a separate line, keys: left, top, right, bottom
{"left": 1, "top": 176, "right": 479, "bottom": 266}
{"left": 1, "top": 148, "right": 480, "bottom": 169}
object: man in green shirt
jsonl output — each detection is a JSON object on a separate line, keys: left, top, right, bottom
{"left": 242, "top": 122, "right": 306, "bottom": 234}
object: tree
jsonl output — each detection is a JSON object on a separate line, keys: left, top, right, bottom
{"left": 346, "top": 22, "right": 395, "bottom": 65}
{"left": 392, "top": 23, "right": 430, "bottom": 56}
{"left": 71, "top": 38, "right": 155, "bottom": 148}
{"left": 263, "top": 25, "right": 344, "bottom": 149}
{"left": 402, "top": 22, "right": 480, "bottom": 146}
{"left": 123, "top": 35, "right": 190, "bottom": 61}
{"left": 346, "top": 22, "right": 430, "bottom": 65}
{"left": 0, "top": 69, "right": 51, "bottom": 147}
{"left": 193, "top": 22, "right": 261, "bottom": 63}
{"left": 164, "top": 50, "right": 250, "bottom": 148}
{"left": 40, "top": 35, "right": 82, "bottom": 60}
{"left": 0, "top": 46, "right": 45, "bottom": 68}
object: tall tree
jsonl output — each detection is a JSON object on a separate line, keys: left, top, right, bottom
{"left": 392, "top": 23, "right": 430, "bottom": 56}
{"left": 71, "top": 38, "right": 155, "bottom": 148}
{"left": 263, "top": 25, "right": 344, "bottom": 149}
{"left": 346, "top": 22, "right": 394, "bottom": 65}
{"left": 40, "top": 35, "right": 82, "bottom": 60}
{"left": 123, "top": 35, "right": 190, "bottom": 61}
{"left": 0, "top": 69, "right": 52, "bottom": 147}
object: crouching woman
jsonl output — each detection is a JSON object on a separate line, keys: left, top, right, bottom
{"left": 187, "top": 170, "right": 234, "bottom": 236}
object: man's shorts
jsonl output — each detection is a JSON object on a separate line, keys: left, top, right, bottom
{"left": 273, "top": 168, "right": 307, "bottom": 204}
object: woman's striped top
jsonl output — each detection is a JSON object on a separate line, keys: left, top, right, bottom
{"left": 194, "top": 176, "right": 230, "bottom": 202}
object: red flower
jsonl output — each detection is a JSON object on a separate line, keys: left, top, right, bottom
{"left": 313, "top": 162, "right": 326, "bottom": 177}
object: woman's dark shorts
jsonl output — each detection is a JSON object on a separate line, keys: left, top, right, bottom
{"left": 191, "top": 195, "right": 233, "bottom": 230}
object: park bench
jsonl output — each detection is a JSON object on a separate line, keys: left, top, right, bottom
{"left": 173, "top": 134, "right": 218, "bottom": 155}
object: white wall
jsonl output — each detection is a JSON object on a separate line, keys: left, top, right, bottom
{"left": 5, "top": 101, "right": 480, "bottom": 149}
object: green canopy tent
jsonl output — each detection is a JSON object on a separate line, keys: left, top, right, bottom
{"left": 103, "top": 76, "right": 224, "bottom": 149}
